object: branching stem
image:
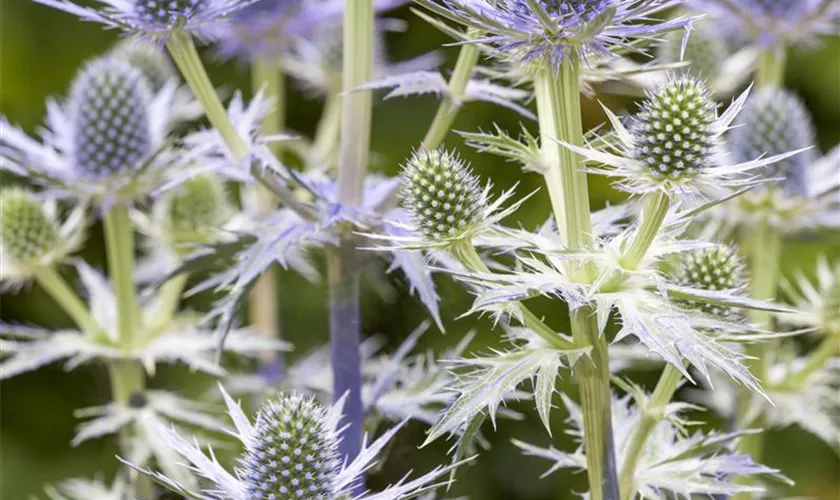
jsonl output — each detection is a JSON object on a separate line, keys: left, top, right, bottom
{"left": 422, "top": 42, "right": 481, "bottom": 150}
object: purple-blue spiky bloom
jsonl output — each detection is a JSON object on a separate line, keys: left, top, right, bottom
{"left": 31, "top": 0, "right": 264, "bottom": 42}
{"left": 415, "top": 0, "right": 692, "bottom": 66}
{"left": 689, "top": 0, "right": 839, "bottom": 47}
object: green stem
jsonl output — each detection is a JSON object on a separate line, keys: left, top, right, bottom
{"left": 146, "top": 273, "right": 189, "bottom": 339}
{"left": 329, "top": 0, "right": 375, "bottom": 470}
{"left": 618, "top": 364, "right": 683, "bottom": 499}
{"left": 103, "top": 206, "right": 140, "bottom": 348}
{"left": 619, "top": 192, "right": 670, "bottom": 270}
{"left": 32, "top": 266, "right": 101, "bottom": 337}
{"left": 755, "top": 46, "right": 787, "bottom": 89}
{"left": 782, "top": 334, "right": 839, "bottom": 389}
{"left": 452, "top": 242, "right": 576, "bottom": 351}
{"left": 312, "top": 92, "right": 343, "bottom": 167}
{"left": 166, "top": 31, "right": 249, "bottom": 159}
{"left": 421, "top": 43, "right": 481, "bottom": 150}
{"left": 534, "top": 60, "right": 617, "bottom": 500}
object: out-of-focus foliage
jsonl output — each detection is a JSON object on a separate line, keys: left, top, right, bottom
{"left": 1, "top": 3, "right": 838, "bottom": 499}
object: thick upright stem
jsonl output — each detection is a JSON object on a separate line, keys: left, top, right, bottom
{"left": 250, "top": 57, "right": 285, "bottom": 377}
{"left": 618, "top": 364, "right": 683, "bottom": 499}
{"left": 755, "top": 47, "right": 786, "bottom": 89}
{"left": 33, "top": 266, "right": 101, "bottom": 337}
{"left": 620, "top": 192, "right": 670, "bottom": 271}
{"left": 534, "top": 61, "right": 618, "bottom": 500}
{"left": 103, "top": 206, "right": 140, "bottom": 348}
{"left": 422, "top": 43, "right": 481, "bottom": 150}
{"left": 330, "top": 0, "right": 375, "bottom": 467}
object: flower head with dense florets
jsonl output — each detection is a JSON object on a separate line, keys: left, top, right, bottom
{"left": 674, "top": 244, "right": 748, "bottom": 319}
{"left": 415, "top": 0, "right": 691, "bottom": 66}
{"left": 562, "top": 74, "right": 806, "bottom": 198}
{"left": 0, "top": 57, "right": 191, "bottom": 205}
{"left": 0, "top": 188, "right": 86, "bottom": 286}
{"left": 32, "top": 0, "right": 264, "bottom": 41}
{"left": 121, "top": 386, "right": 464, "bottom": 500}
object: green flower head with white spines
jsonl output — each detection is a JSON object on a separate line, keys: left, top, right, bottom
{"left": 0, "top": 188, "right": 61, "bottom": 265}
{"left": 674, "top": 244, "right": 748, "bottom": 319}
{"left": 159, "top": 174, "right": 233, "bottom": 249}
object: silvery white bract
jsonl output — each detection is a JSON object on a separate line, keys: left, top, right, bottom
{"left": 123, "top": 386, "right": 467, "bottom": 500}
{"left": 415, "top": 0, "right": 691, "bottom": 67}
{"left": 42, "top": 478, "right": 127, "bottom": 500}
{"left": 0, "top": 58, "right": 195, "bottom": 205}
{"left": 0, "top": 261, "right": 288, "bottom": 379}
{"left": 0, "top": 188, "right": 87, "bottom": 288}
{"left": 32, "top": 0, "right": 265, "bottom": 42}
{"left": 515, "top": 393, "right": 788, "bottom": 498}
{"left": 778, "top": 257, "right": 840, "bottom": 337}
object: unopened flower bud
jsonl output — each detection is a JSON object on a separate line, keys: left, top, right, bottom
{"left": 69, "top": 58, "right": 154, "bottom": 179}
{"left": 728, "top": 88, "right": 815, "bottom": 195}
{"left": 631, "top": 75, "right": 717, "bottom": 180}
{"left": 674, "top": 245, "right": 747, "bottom": 318}
{"left": 162, "top": 175, "right": 231, "bottom": 246}
{"left": 0, "top": 188, "right": 61, "bottom": 264}
{"left": 241, "top": 394, "right": 341, "bottom": 500}
{"left": 402, "top": 149, "right": 487, "bottom": 242}
{"left": 110, "top": 39, "right": 178, "bottom": 90}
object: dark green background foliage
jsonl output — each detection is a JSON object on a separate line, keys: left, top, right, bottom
{"left": 1, "top": 3, "right": 838, "bottom": 499}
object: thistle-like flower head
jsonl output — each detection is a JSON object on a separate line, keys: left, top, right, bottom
{"left": 674, "top": 245, "right": 747, "bottom": 319}
{"left": 401, "top": 149, "right": 488, "bottom": 243}
{"left": 109, "top": 38, "right": 179, "bottom": 90}
{"left": 416, "top": 0, "right": 690, "bottom": 66}
{"left": 159, "top": 174, "right": 232, "bottom": 248}
{"left": 630, "top": 75, "right": 717, "bottom": 181}
{"left": 68, "top": 58, "right": 155, "bottom": 180}
{"left": 0, "top": 188, "right": 61, "bottom": 265}
{"left": 32, "top": 0, "right": 261, "bottom": 41}
{"left": 240, "top": 394, "right": 341, "bottom": 500}
{"left": 728, "top": 88, "right": 816, "bottom": 195}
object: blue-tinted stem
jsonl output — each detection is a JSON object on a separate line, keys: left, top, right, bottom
{"left": 330, "top": 0, "right": 375, "bottom": 471}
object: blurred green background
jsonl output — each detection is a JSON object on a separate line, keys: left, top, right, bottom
{"left": 1, "top": 3, "right": 839, "bottom": 499}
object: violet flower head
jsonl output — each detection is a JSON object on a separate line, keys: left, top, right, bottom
{"left": 31, "top": 0, "right": 263, "bottom": 42}
{"left": 415, "top": 0, "right": 691, "bottom": 66}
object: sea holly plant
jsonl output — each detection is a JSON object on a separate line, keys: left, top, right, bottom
{"left": 3, "top": 0, "right": 839, "bottom": 499}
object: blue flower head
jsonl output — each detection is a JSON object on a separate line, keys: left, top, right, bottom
{"left": 416, "top": 0, "right": 691, "bottom": 66}
{"left": 32, "top": 0, "right": 263, "bottom": 41}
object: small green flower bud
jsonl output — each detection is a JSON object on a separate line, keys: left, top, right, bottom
{"left": 69, "top": 58, "right": 154, "bottom": 179}
{"left": 631, "top": 76, "right": 717, "bottom": 180}
{"left": 162, "top": 175, "right": 231, "bottom": 246}
{"left": 109, "top": 39, "right": 178, "bottom": 90}
{"left": 401, "top": 149, "right": 487, "bottom": 242}
{"left": 0, "top": 188, "right": 61, "bottom": 264}
{"left": 674, "top": 245, "right": 747, "bottom": 318}
{"left": 659, "top": 23, "right": 727, "bottom": 79}
{"left": 728, "top": 88, "right": 816, "bottom": 195}
{"left": 241, "top": 395, "right": 341, "bottom": 500}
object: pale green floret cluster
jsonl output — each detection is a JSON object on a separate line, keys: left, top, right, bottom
{"left": 631, "top": 76, "right": 717, "bottom": 180}
{"left": 110, "top": 38, "right": 178, "bottom": 90}
{"left": 659, "top": 23, "right": 727, "bottom": 79}
{"left": 0, "top": 188, "right": 60, "bottom": 264}
{"left": 69, "top": 58, "right": 154, "bottom": 179}
{"left": 402, "top": 149, "right": 486, "bottom": 242}
{"left": 674, "top": 245, "right": 747, "bottom": 319}
{"left": 728, "top": 88, "right": 815, "bottom": 195}
{"left": 163, "top": 175, "right": 230, "bottom": 246}
{"left": 240, "top": 395, "right": 341, "bottom": 500}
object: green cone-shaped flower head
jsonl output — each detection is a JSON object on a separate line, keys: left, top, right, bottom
{"left": 0, "top": 188, "right": 61, "bottom": 264}
{"left": 241, "top": 394, "right": 341, "bottom": 500}
{"left": 631, "top": 75, "right": 717, "bottom": 180}
{"left": 69, "top": 58, "right": 154, "bottom": 179}
{"left": 659, "top": 23, "right": 727, "bottom": 79}
{"left": 402, "top": 149, "right": 487, "bottom": 242}
{"left": 110, "top": 39, "right": 178, "bottom": 90}
{"left": 675, "top": 245, "right": 747, "bottom": 318}
{"left": 728, "top": 88, "right": 816, "bottom": 195}
{"left": 162, "top": 175, "right": 231, "bottom": 246}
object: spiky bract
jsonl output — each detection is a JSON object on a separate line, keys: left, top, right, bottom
{"left": 675, "top": 245, "right": 747, "bottom": 318}
{"left": 630, "top": 76, "right": 717, "bottom": 180}
{"left": 728, "top": 88, "right": 816, "bottom": 195}
{"left": 110, "top": 39, "right": 178, "bottom": 90}
{"left": 68, "top": 58, "right": 154, "bottom": 179}
{"left": 0, "top": 188, "right": 60, "bottom": 264}
{"left": 240, "top": 394, "right": 341, "bottom": 500}
{"left": 401, "top": 149, "right": 486, "bottom": 242}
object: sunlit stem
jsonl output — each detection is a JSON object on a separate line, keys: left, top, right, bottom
{"left": 617, "top": 364, "right": 684, "bottom": 499}
{"left": 33, "top": 266, "right": 101, "bottom": 337}
{"left": 250, "top": 57, "right": 285, "bottom": 375}
{"left": 451, "top": 241, "right": 577, "bottom": 351}
{"left": 422, "top": 42, "right": 481, "bottom": 150}
{"left": 620, "top": 191, "right": 670, "bottom": 270}
{"left": 329, "top": 0, "right": 375, "bottom": 472}
{"left": 534, "top": 59, "right": 618, "bottom": 500}
{"left": 312, "top": 92, "right": 343, "bottom": 167}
